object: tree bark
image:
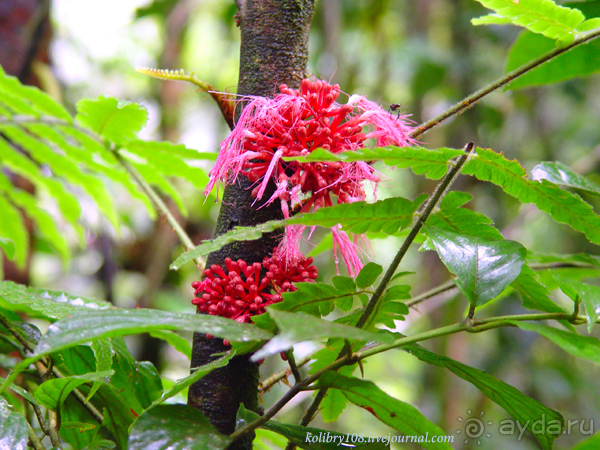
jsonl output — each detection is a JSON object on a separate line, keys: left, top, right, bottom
{"left": 187, "top": 1, "right": 315, "bottom": 449}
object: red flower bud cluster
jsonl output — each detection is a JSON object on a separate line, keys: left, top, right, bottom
{"left": 192, "top": 253, "right": 317, "bottom": 324}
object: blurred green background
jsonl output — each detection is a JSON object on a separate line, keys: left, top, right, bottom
{"left": 2, "top": 0, "right": 600, "bottom": 448}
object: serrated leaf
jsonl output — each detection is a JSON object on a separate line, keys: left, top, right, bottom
{"left": 0, "top": 136, "right": 83, "bottom": 237}
{"left": 0, "top": 194, "right": 27, "bottom": 267}
{"left": 463, "top": 148, "right": 600, "bottom": 245}
{"left": 237, "top": 405, "right": 388, "bottom": 450}
{"left": 550, "top": 273, "right": 600, "bottom": 332}
{"left": 289, "top": 195, "right": 426, "bottom": 234}
{"left": 0, "top": 281, "right": 113, "bottom": 320}
{"left": 318, "top": 372, "right": 452, "bottom": 450}
{"left": 403, "top": 343, "right": 563, "bottom": 450}
{"left": 425, "top": 225, "right": 526, "bottom": 307}
{"left": 471, "top": 0, "right": 585, "bottom": 42}
{"left": 148, "top": 351, "right": 234, "bottom": 409}
{"left": 121, "top": 143, "right": 209, "bottom": 190}
{"left": 512, "top": 321, "right": 600, "bottom": 364}
{"left": 274, "top": 281, "right": 362, "bottom": 316}
{"left": 506, "top": 0, "right": 600, "bottom": 90}
{"left": 1, "top": 124, "right": 120, "bottom": 231}
{"left": 34, "top": 309, "right": 271, "bottom": 358}
{"left": 170, "top": 220, "right": 284, "bottom": 270}
{"left": 76, "top": 96, "right": 147, "bottom": 143}
{"left": 7, "top": 188, "right": 70, "bottom": 265}
{"left": 251, "top": 309, "right": 391, "bottom": 361}
{"left": 0, "top": 66, "right": 71, "bottom": 120}
{"left": 288, "top": 146, "right": 464, "bottom": 179}
{"left": 0, "top": 397, "right": 28, "bottom": 450}
{"left": 356, "top": 263, "right": 383, "bottom": 288}
{"left": 128, "top": 405, "right": 231, "bottom": 450}
{"left": 420, "top": 191, "right": 504, "bottom": 251}
{"left": 531, "top": 161, "right": 600, "bottom": 197}
{"left": 128, "top": 158, "right": 188, "bottom": 216}
{"left": 511, "top": 265, "right": 568, "bottom": 314}
{"left": 34, "top": 371, "right": 113, "bottom": 411}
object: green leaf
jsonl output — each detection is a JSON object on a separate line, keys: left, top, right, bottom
{"left": 237, "top": 405, "right": 389, "bottom": 450}
{"left": 425, "top": 225, "right": 526, "bottom": 307}
{"left": 511, "top": 265, "right": 568, "bottom": 314}
{"left": 356, "top": 263, "right": 383, "bottom": 288}
{"left": 89, "top": 338, "right": 114, "bottom": 400}
{"left": 573, "top": 433, "right": 600, "bottom": 450}
{"left": 149, "top": 330, "right": 192, "bottom": 358}
{"left": 1, "top": 124, "right": 120, "bottom": 232}
{"left": 531, "top": 161, "right": 600, "bottom": 197}
{"left": 403, "top": 343, "right": 563, "bottom": 449}
{"left": 34, "top": 371, "right": 113, "bottom": 410}
{"left": 170, "top": 220, "right": 284, "bottom": 270}
{"left": 318, "top": 372, "right": 452, "bottom": 450}
{"left": 0, "top": 136, "right": 84, "bottom": 237}
{"left": 551, "top": 273, "right": 600, "bottom": 332}
{"left": 149, "top": 351, "right": 234, "bottom": 409}
{"left": 0, "top": 66, "right": 71, "bottom": 120}
{"left": 463, "top": 148, "right": 600, "bottom": 246}
{"left": 81, "top": 440, "right": 116, "bottom": 450}
{"left": 420, "top": 192, "right": 504, "bottom": 252}
{"left": 512, "top": 321, "right": 600, "bottom": 364}
{"left": 128, "top": 405, "right": 232, "bottom": 450}
{"left": 0, "top": 194, "right": 27, "bottom": 267}
{"left": 0, "top": 281, "right": 114, "bottom": 320}
{"left": 34, "top": 308, "right": 272, "bottom": 358}
{"left": 289, "top": 146, "right": 464, "bottom": 179}
{"left": 76, "top": 96, "right": 148, "bottom": 143}
{"left": 289, "top": 195, "right": 426, "bottom": 234}
{"left": 471, "top": 0, "right": 585, "bottom": 42}
{"left": 0, "top": 237, "right": 14, "bottom": 260}
{"left": 251, "top": 309, "right": 391, "bottom": 361}
{"left": 0, "top": 397, "right": 28, "bottom": 450}
{"left": 7, "top": 188, "right": 70, "bottom": 265}
{"left": 272, "top": 281, "right": 357, "bottom": 317}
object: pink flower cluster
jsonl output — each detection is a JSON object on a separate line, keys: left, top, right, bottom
{"left": 205, "top": 78, "right": 415, "bottom": 276}
{"left": 192, "top": 254, "right": 318, "bottom": 324}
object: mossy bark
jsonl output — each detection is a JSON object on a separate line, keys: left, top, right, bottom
{"left": 187, "top": 1, "right": 315, "bottom": 449}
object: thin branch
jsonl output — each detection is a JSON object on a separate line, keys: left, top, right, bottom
{"left": 410, "top": 29, "right": 600, "bottom": 139}
{"left": 115, "top": 152, "right": 206, "bottom": 269}
{"left": 48, "top": 410, "right": 62, "bottom": 449}
{"left": 356, "top": 142, "right": 475, "bottom": 329}
{"left": 294, "top": 142, "right": 476, "bottom": 434}
{"left": 406, "top": 280, "right": 457, "bottom": 307}
{"left": 27, "top": 422, "right": 45, "bottom": 450}
{"left": 284, "top": 350, "right": 302, "bottom": 384}
{"left": 231, "top": 310, "right": 592, "bottom": 443}
{"left": 259, "top": 354, "right": 311, "bottom": 393}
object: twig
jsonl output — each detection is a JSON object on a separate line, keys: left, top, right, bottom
{"left": 48, "top": 410, "right": 62, "bottom": 449}
{"left": 27, "top": 422, "right": 45, "bottom": 450}
{"left": 405, "top": 279, "right": 457, "bottom": 307}
{"left": 284, "top": 350, "right": 302, "bottom": 384}
{"left": 294, "top": 142, "right": 475, "bottom": 434}
{"left": 232, "top": 311, "right": 592, "bottom": 443}
{"left": 114, "top": 152, "right": 206, "bottom": 269}
{"left": 410, "top": 29, "right": 600, "bottom": 139}
{"left": 259, "top": 354, "right": 312, "bottom": 393}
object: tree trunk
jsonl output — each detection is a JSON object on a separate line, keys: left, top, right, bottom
{"left": 187, "top": 1, "right": 315, "bottom": 449}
